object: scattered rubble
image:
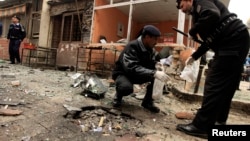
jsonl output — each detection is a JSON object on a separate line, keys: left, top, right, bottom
{"left": 175, "top": 111, "right": 195, "bottom": 120}
{"left": 0, "top": 62, "right": 250, "bottom": 141}
{"left": 0, "top": 108, "right": 23, "bottom": 116}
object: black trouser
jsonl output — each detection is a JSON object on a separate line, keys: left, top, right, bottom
{"left": 9, "top": 39, "right": 21, "bottom": 63}
{"left": 192, "top": 29, "right": 250, "bottom": 132}
{"left": 114, "top": 74, "right": 154, "bottom": 102}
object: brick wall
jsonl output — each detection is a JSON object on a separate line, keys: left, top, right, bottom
{"left": 0, "top": 38, "right": 29, "bottom": 61}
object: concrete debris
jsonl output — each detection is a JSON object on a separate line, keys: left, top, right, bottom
{"left": 175, "top": 111, "right": 195, "bottom": 120}
{"left": 21, "top": 136, "right": 31, "bottom": 141}
{"left": 1, "top": 73, "right": 16, "bottom": 79}
{"left": 0, "top": 100, "right": 23, "bottom": 106}
{"left": 11, "top": 80, "right": 21, "bottom": 86}
{"left": 0, "top": 108, "right": 23, "bottom": 116}
{"left": 135, "top": 94, "right": 144, "bottom": 100}
{"left": 63, "top": 104, "right": 82, "bottom": 112}
{"left": 27, "top": 69, "right": 35, "bottom": 74}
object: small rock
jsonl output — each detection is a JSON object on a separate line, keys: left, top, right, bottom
{"left": 0, "top": 109, "right": 23, "bottom": 116}
{"left": 135, "top": 94, "right": 144, "bottom": 100}
{"left": 11, "top": 80, "right": 21, "bottom": 86}
{"left": 175, "top": 111, "right": 195, "bottom": 120}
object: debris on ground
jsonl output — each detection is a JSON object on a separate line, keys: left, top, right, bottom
{"left": 0, "top": 62, "right": 249, "bottom": 141}
{"left": 0, "top": 108, "right": 23, "bottom": 116}
{"left": 175, "top": 111, "right": 195, "bottom": 120}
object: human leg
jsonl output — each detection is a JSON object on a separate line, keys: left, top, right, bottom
{"left": 141, "top": 79, "right": 160, "bottom": 113}
{"left": 127, "top": 75, "right": 160, "bottom": 113}
{"left": 13, "top": 40, "right": 21, "bottom": 63}
{"left": 8, "top": 40, "right": 15, "bottom": 64}
{"left": 195, "top": 56, "right": 240, "bottom": 126}
{"left": 113, "top": 75, "right": 133, "bottom": 107}
{"left": 177, "top": 56, "right": 240, "bottom": 138}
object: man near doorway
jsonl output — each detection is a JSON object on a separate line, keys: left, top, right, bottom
{"left": 112, "top": 25, "right": 170, "bottom": 113}
{"left": 175, "top": 0, "right": 250, "bottom": 138}
{"left": 7, "top": 15, "right": 26, "bottom": 64}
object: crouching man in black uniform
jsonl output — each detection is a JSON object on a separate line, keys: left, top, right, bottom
{"left": 112, "top": 25, "right": 170, "bottom": 113}
{"left": 175, "top": 0, "right": 250, "bottom": 138}
{"left": 7, "top": 15, "right": 26, "bottom": 64}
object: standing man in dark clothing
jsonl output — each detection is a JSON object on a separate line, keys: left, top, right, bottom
{"left": 112, "top": 25, "right": 170, "bottom": 113}
{"left": 7, "top": 15, "right": 26, "bottom": 64}
{"left": 175, "top": 0, "right": 250, "bottom": 138}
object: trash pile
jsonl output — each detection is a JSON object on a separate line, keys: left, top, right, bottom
{"left": 64, "top": 105, "right": 144, "bottom": 136}
{"left": 71, "top": 73, "right": 108, "bottom": 99}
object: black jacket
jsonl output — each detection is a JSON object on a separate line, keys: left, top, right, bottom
{"left": 112, "top": 37, "right": 159, "bottom": 80}
{"left": 190, "top": 0, "right": 247, "bottom": 60}
{"left": 7, "top": 23, "right": 26, "bottom": 41}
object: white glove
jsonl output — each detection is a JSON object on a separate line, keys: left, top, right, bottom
{"left": 155, "top": 62, "right": 163, "bottom": 71}
{"left": 154, "top": 70, "right": 170, "bottom": 82}
{"left": 185, "top": 57, "right": 195, "bottom": 65}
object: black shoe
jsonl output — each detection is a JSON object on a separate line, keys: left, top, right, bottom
{"left": 112, "top": 93, "right": 123, "bottom": 107}
{"left": 141, "top": 101, "right": 160, "bottom": 113}
{"left": 176, "top": 123, "right": 208, "bottom": 139}
{"left": 9, "top": 62, "right": 15, "bottom": 64}
{"left": 113, "top": 99, "right": 122, "bottom": 107}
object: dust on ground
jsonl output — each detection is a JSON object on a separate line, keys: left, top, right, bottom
{"left": 0, "top": 62, "right": 250, "bottom": 141}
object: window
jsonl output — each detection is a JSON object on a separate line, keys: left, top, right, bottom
{"left": 61, "top": 12, "right": 83, "bottom": 42}
{"left": 31, "top": 0, "right": 43, "bottom": 39}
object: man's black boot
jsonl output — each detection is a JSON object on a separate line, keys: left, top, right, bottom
{"left": 176, "top": 123, "right": 208, "bottom": 139}
{"left": 112, "top": 93, "right": 123, "bottom": 107}
{"left": 141, "top": 100, "right": 160, "bottom": 113}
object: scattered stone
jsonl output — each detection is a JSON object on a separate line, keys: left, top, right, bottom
{"left": 21, "top": 136, "right": 31, "bottom": 141}
{"left": 175, "top": 111, "right": 195, "bottom": 120}
{"left": 135, "top": 131, "right": 144, "bottom": 137}
{"left": 0, "top": 100, "right": 23, "bottom": 106}
{"left": 1, "top": 73, "right": 16, "bottom": 79}
{"left": 28, "top": 69, "right": 35, "bottom": 74}
{"left": 63, "top": 104, "right": 82, "bottom": 111}
{"left": 0, "top": 108, "right": 23, "bottom": 116}
{"left": 11, "top": 80, "right": 21, "bottom": 86}
{"left": 135, "top": 94, "right": 144, "bottom": 100}
{"left": 65, "top": 97, "right": 73, "bottom": 102}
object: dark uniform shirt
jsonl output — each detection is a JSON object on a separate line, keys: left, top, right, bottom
{"left": 189, "top": 0, "right": 247, "bottom": 60}
{"left": 7, "top": 23, "right": 26, "bottom": 41}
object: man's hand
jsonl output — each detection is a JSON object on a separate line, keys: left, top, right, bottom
{"left": 155, "top": 62, "right": 163, "bottom": 71}
{"left": 154, "top": 70, "right": 171, "bottom": 82}
{"left": 185, "top": 57, "right": 195, "bottom": 65}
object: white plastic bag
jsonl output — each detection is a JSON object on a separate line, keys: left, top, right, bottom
{"left": 180, "top": 59, "right": 199, "bottom": 83}
{"left": 152, "top": 62, "right": 165, "bottom": 100}
{"left": 152, "top": 78, "right": 165, "bottom": 100}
